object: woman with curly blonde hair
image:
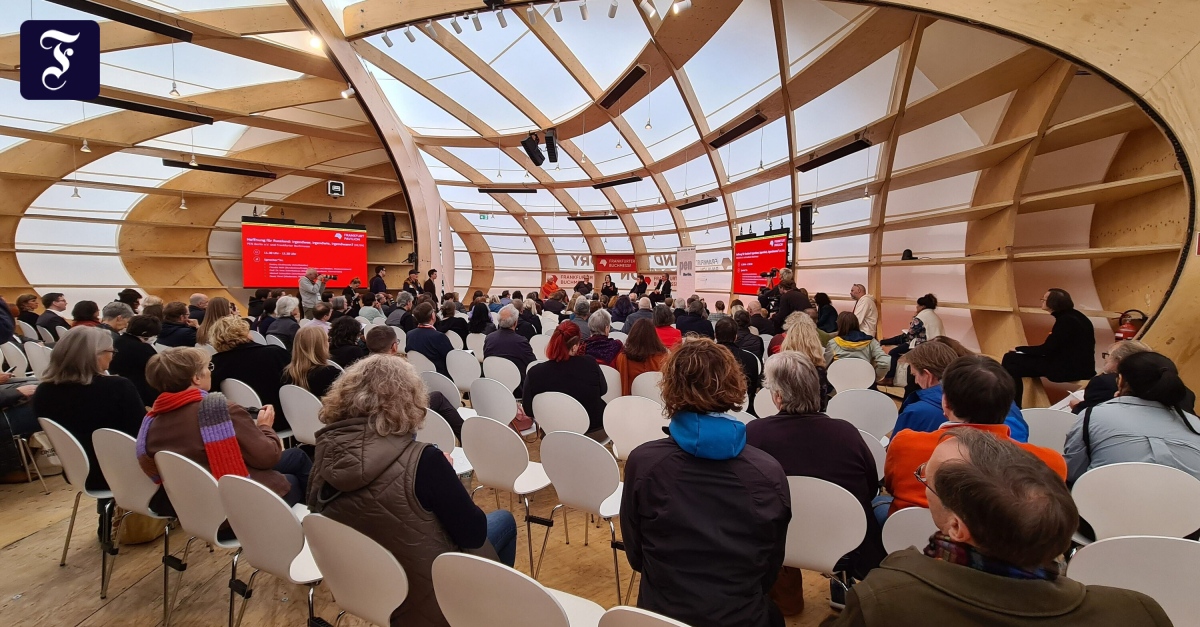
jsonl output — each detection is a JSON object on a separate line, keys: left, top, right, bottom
{"left": 309, "top": 355, "right": 517, "bottom": 626}
{"left": 778, "top": 313, "right": 832, "bottom": 407}
{"left": 620, "top": 339, "right": 789, "bottom": 627}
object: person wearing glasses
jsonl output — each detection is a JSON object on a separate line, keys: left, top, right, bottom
{"left": 36, "top": 292, "right": 71, "bottom": 339}
{"left": 1001, "top": 288, "right": 1096, "bottom": 407}
{"left": 879, "top": 355, "right": 1067, "bottom": 525}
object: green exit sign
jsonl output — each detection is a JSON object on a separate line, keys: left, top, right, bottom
{"left": 479, "top": 214, "right": 488, "bottom": 220}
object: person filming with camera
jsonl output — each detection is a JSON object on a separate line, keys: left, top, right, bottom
{"left": 298, "top": 268, "right": 330, "bottom": 319}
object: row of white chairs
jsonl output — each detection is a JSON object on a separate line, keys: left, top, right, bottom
{"left": 2, "top": 340, "right": 51, "bottom": 378}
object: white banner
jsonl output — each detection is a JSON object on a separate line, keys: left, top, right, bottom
{"left": 676, "top": 246, "right": 696, "bottom": 298}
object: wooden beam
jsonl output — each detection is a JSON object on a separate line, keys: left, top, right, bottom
{"left": 1037, "top": 102, "right": 1154, "bottom": 154}
{"left": 1011, "top": 243, "right": 1183, "bottom": 261}
{"left": 889, "top": 133, "right": 1036, "bottom": 191}
{"left": 1018, "top": 170, "right": 1182, "bottom": 214}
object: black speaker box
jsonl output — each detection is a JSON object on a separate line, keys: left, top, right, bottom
{"left": 800, "top": 202, "right": 813, "bottom": 243}
{"left": 382, "top": 211, "right": 397, "bottom": 243}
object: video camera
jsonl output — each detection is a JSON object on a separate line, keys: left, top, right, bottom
{"left": 760, "top": 268, "right": 779, "bottom": 279}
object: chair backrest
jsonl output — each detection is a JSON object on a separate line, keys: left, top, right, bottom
{"left": 153, "top": 343, "right": 170, "bottom": 354}
{"left": 445, "top": 331, "right": 464, "bottom": 350}
{"left": 466, "top": 333, "right": 487, "bottom": 362}
{"left": 1, "top": 341, "right": 28, "bottom": 376}
{"left": 1072, "top": 462, "right": 1200, "bottom": 540}
{"left": 529, "top": 334, "right": 550, "bottom": 361}
{"left": 826, "top": 358, "right": 877, "bottom": 393}
{"left": 598, "top": 364, "right": 622, "bottom": 404}
{"left": 599, "top": 606, "right": 691, "bottom": 627}
{"left": 881, "top": 507, "right": 936, "bottom": 554}
{"left": 826, "top": 389, "right": 898, "bottom": 440}
{"left": 26, "top": 343, "right": 52, "bottom": 378}
{"left": 1067, "top": 535, "right": 1200, "bottom": 627}
{"left": 154, "top": 451, "right": 232, "bottom": 546}
{"left": 858, "top": 429, "right": 886, "bottom": 481}
{"left": 92, "top": 429, "right": 162, "bottom": 518}
{"left": 469, "top": 378, "right": 518, "bottom": 424}
{"left": 393, "top": 327, "right": 407, "bottom": 352}
{"left": 541, "top": 431, "right": 621, "bottom": 515}
{"left": 531, "top": 392, "right": 590, "bottom": 435}
{"left": 527, "top": 360, "right": 544, "bottom": 374}
{"left": 416, "top": 407, "right": 457, "bottom": 452}
{"left": 447, "top": 350, "right": 482, "bottom": 393}
{"left": 432, "top": 552, "right": 570, "bottom": 627}
{"left": 220, "top": 378, "right": 263, "bottom": 409}
{"left": 407, "top": 349, "right": 437, "bottom": 373}
{"left": 603, "top": 396, "right": 669, "bottom": 461}
{"left": 302, "top": 514, "right": 408, "bottom": 626}
{"left": 37, "top": 417, "right": 91, "bottom": 493}
{"left": 298, "top": 319, "right": 312, "bottom": 328}
{"left": 760, "top": 334, "right": 773, "bottom": 349}
{"left": 16, "top": 319, "right": 36, "bottom": 340}
{"left": 483, "top": 356, "right": 522, "bottom": 393}
{"left": 248, "top": 330, "right": 267, "bottom": 345}
{"left": 279, "top": 384, "right": 324, "bottom": 445}
{"left": 266, "top": 334, "right": 287, "bottom": 350}
{"left": 355, "top": 316, "right": 369, "bottom": 325}
{"left": 218, "top": 475, "right": 316, "bottom": 584}
{"left": 753, "top": 389, "right": 778, "bottom": 418}
{"left": 609, "top": 331, "right": 628, "bottom": 342}
{"left": 730, "top": 411, "right": 756, "bottom": 424}
{"left": 783, "top": 476, "right": 867, "bottom": 574}
{"left": 540, "top": 313, "right": 558, "bottom": 335}
{"left": 461, "top": 416, "right": 530, "bottom": 493}
{"left": 1022, "top": 407, "right": 1076, "bottom": 451}
{"left": 630, "top": 371, "right": 663, "bottom": 405}
{"left": 420, "top": 370, "right": 462, "bottom": 408}
{"left": 326, "top": 359, "right": 344, "bottom": 372}
{"left": 198, "top": 343, "right": 218, "bottom": 356}
{"left": 37, "top": 326, "right": 57, "bottom": 344}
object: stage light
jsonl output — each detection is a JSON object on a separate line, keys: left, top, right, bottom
{"left": 472, "top": 11, "right": 483, "bottom": 30}
{"left": 340, "top": 84, "right": 356, "bottom": 99}
{"left": 580, "top": 1, "right": 589, "bottom": 20}
{"left": 80, "top": 139, "right": 91, "bottom": 153}
{"left": 639, "top": 0, "right": 656, "bottom": 17}
{"left": 672, "top": 0, "right": 692, "bottom": 14}
{"left": 527, "top": 4, "right": 537, "bottom": 23}
{"left": 405, "top": 25, "right": 416, "bottom": 42}
{"left": 553, "top": 2, "right": 562, "bottom": 22}
{"left": 451, "top": 15, "right": 463, "bottom": 34}
{"left": 381, "top": 31, "right": 393, "bottom": 47}
{"left": 609, "top": 0, "right": 618, "bottom": 18}
{"left": 309, "top": 34, "right": 322, "bottom": 48}
{"left": 496, "top": 8, "right": 507, "bottom": 27}
{"left": 169, "top": 81, "right": 180, "bottom": 97}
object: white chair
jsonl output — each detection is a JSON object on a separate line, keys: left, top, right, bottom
{"left": 416, "top": 407, "right": 472, "bottom": 475}
{"left": 610, "top": 321, "right": 624, "bottom": 332}
{"left": 198, "top": 343, "right": 218, "bottom": 356}
{"left": 609, "top": 331, "right": 628, "bottom": 342}
{"left": 421, "top": 370, "right": 463, "bottom": 407}
{"left": 432, "top": 552, "right": 604, "bottom": 627}
{"left": 220, "top": 378, "right": 263, "bottom": 408}
{"left": 826, "top": 389, "right": 899, "bottom": 440}
{"left": 783, "top": 476, "right": 866, "bottom": 600}
{"left": 858, "top": 429, "right": 886, "bottom": 481}
{"left": 16, "top": 319, "right": 36, "bottom": 340}
{"left": 355, "top": 316, "right": 370, "bottom": 325}
{"left": 1, "top": 341, "right": 28, "bottom": 376}
{"left": 266, "top": 334, "right": 287, "bottom": 350}
{"left": 25, "top": 342, "right": 52, "bottom": 378}
{"left": 1022, "top": 407, "right": 1077, "bottom": 451}
{"left": 248, "top": 330, "right": 266, "bottom": 345}
{"left": 461, "top": 416, "right": 552, "bottom": 575}
{"left": 603, "top": 396, "right": 669, "bottom": 461}
{"left": 38, "top": 418, "right": 115, "bottom": 598}
{"left": 881, "top": 507, "right": 936, "bottom": 554}
{"left": 530, "top": 334, "right": 551, "bottom": 361}
{"left": 527, "top": 359, "right": 545, "bottom": 374}
{"left": 447, "top": 350, "right": 482, "bottom": 394}
{"left": 153, "top": 451, "right": 241, "bottom": 625}
{"left": 37, "top": 325, "right": 57, "bottom": 344}
{"left": 752, "top": 390, "right": 778, "bottom": 418}
{"left": 466, "top": 333, "right": 487, "bottom": 363}
{"left": 760, "top": 334, "right": 773, "bottom": 349}
{"left": 407, "top": 349, "right": 437, "bottom": 373}
{"left": 827, "top": 358, "right": 878, "bottom": 393}
{"left": 630, "top": 371, "right": 663, "bottom": 406}
{"left": 326, "top": 359, "right": 344, "bottom": 372}
{"left": 153, "top": 343, "right": 171, "bottom": 354}
{"left": 599, "top": 606, "right": 691, "bottom": 627}
{"left": 470, "top": 377, "right": 521, "bottom": 430}
{"left": 393, "top": 326, "right": 407, "bottom": 352}
{"left": 218, "top": 476, "right": 322, "bottom": 627}
{"left": 1072, "top": 462, "right": 1200, "bottom": 541}
{"left": 279, "top": 385, "right": 323, "bottom": 446}
{"left": 302, "top": 514, "right": 409, "bottom": 627}
{"left": 532, "top": 392, "right": 591, "bottom": 435}
{"left": 599, "top": 365, "right": 622, "bottom": 404}
{"left": 298, "top": 319, "right": 312, "bottom": 328}
{"left": 445, "top": 331, "right": 465, "bottom": 350}
{"left": 541, "top": 313, "right": 559, "bottom": 335}
{"left": 1067, "top": 535, "right": 1200, "bottom": 627}
{"left": 542, "top": 431, "right": 625, "bottom": 601}
{"left": 483, "top": 356, "right": 523, "bottom": 394}
{"left": 730, "top": 411, "right": 756, "bottom": 424}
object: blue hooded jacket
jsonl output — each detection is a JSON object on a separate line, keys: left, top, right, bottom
{"left": 668, "top": 410, "right": 747, "bottom": 460}
{"left": 893, "top": 384, "right": 1029, "bottom": 443}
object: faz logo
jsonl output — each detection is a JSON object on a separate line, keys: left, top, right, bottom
{"left": 21, "top": 21, "right": 100, "bottom": 100}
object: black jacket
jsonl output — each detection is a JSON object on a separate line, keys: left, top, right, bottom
{"left": 37, "top": 310, "right": 70, "bottom": 336}
{"left": 816, "top": 304, "right": 838, "bottom": 333}
{"left": 749, "top": 314, "right": 776, "bottom": 336}
{"left": 737, "top": 327, "right": 765, "bottom": 359}
{"left": 523, "top": 357, "right": 607, "bottom": 433}
{"left": 266, "top": 317, "right": 300, "bottom": 351}
{"left": 518, "top": 311, "right": 542, "bottom": 335}
{"left": 484, "top": 329, "right": 537, "bottom": 396}
{"left": 386, "top": 308, "right": 416, "bottom": 333}
{"left": 247, "top": 298, "right": 266, "bottom": 320}
{"left": 407, "top": 326, "right": 455, "bottom": 378}
{"left": 543, "top": 299, "right": 565, "bottom": 314}
{"left": 574, "top": 281, "right": 593, "bottom": 296}
{"left": 210, "top": 342, "right": 292, "bottom": 430}
{"left": 1017, "top": 309, "right": 1096, "bottom": 382}
{"left": 719, "top": 341, "right": 760, "bottom": 412}
{"left": 676, "top": 313, "right": 714, "bottom": 339}
{"left": 436, "top": 317, "right": 469, "bottom": 343}
{"left": 157, "top": 320, "right": 197, "bottom": 347}
{"left": 654, "top": 279, "right": 671, "bottom": 297}
{"left": 369, "top": 275, "right": 388, "bottom": 295}
{"left": 601, "top": 283, "right": 619, "bottom": 300}
{"left": 770, "top": 290, "right": 809, "bottom": 329}
{"left": 329, "top": 342, "right": 368, "bottom": 369}
{"left": 18, "top": 309, "right": 40, "bottom": 330}
{"left": 282, "top": 364, "right": 341, "bottom": 398}
{"left": 188, "top": 305, "right": 205, "bottom": 323}
{"left": 109, "top": 334, "right": 160, "bottom": 406}
{"left": 32, "top": 376, "right": 145, "bottom": 491}
{"left": 423, "top": 278, "right": 439, "bottom": 299}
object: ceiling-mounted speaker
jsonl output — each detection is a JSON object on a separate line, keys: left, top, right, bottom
{"left": 797, "top": 138, "right": 872, "bottom": 172}
{"left": 382, "top": 211, "right": 398, "bottom": 244}
{"left": 521, "top": 133, "right": 545, "bottom": 167}
{"left": 799, "top": 202, "right": 813, "bottom": 243}
{"left": 599, "top": 65, "right": 648, "bottom": 109}
{"left": 544, "top": 128, "right": 559, "bottom": 163}
{"left": 709, "top": 111, "right": 769, "bottom": 149}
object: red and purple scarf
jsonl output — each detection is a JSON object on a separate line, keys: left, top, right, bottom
{"left": 136, "top": 388, "right": 249, "bottom": 484}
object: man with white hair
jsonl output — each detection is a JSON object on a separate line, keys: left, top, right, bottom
{"left": 188, "top": 293, "right": 209, "bottom": 323}
{"left": 385, "top": 291, "right": 416, "bottom": 332}
{"left": 298, "top": 268, "right": 327, "bottom": 319}
{"left": 483, "top": 304, "right": 536, "bottom": 395}
{"left": 267, "top": 295, "right": 301, "bottom": 350}
{"left": 747, "top": 300, "right": 775, "bottom": 335}
{"left": 570, "top": 297, "right": 593, "bottom": 340}
{"left": 851, "top": 283, "right": 878, "bottom": 337}
{"left": 624, "top": 296, "right": 654, "bottom": 329}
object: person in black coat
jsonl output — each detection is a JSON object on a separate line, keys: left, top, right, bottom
{"left": 108, "top": 315, "right": 162, "bottom": 407}
{"left": 328, "top": 317, "right": 368, "bottom": 369}
{"left": 523, "top": 321, "right": 607, "bottom": 434}
{"left": 517, "top": 300, "right": 542, "bottom": 336}
{"left": 16, "top": 294, "right": 40, "bottom": 330}
{"left": 247, "top": 289, "right": 270, "bottom": 320}
{"left": 435, "top": 301, "right": 469, "bottom": 344}
{"left": 157, "top": 302, "right": 198, "bottom": 347}
{"left": 813, "top": 292, "right": 838, "bottom": 334}
{"left": 715, "top": 318, "right": 760, "bottom": 414}
{"left": 369, "top": 265, "right": 388, "bottom": 295}
{"left": 209, "top": 317, "right": 293, "bottom": 430}
{"left": 649, "top": 274, "right": 671, "bottom": 305}
{"left": 675, "top": 299, "right": 715, "bottom": 339}
{"left": 1002, "top": 288, "right": 1096, "bottom": 407}
{"left": 1071, "top": 340, "right": 1197, "bottom": 415}
{"left": 484, "top": 306, "right": 538, "bottom": 396}
{"left": 406, "top": 303, "right": 455, "bottom": 377}
{"left": 600, "top": 275, "right": 619, "bottom": 301}
{"left": 769, "top": 281, "right": 809, "bottom": 331}
{"left": 266, "top": 297, "right": 302, "bottom": 351}
{"left": 423, "top": 269, "right": 440, "bottom": 300}
{"left": 734, "top": 311, "right": 766, "bottom": 360}
{"left": 36, "top": 292, "right": 71, "bottom": 338}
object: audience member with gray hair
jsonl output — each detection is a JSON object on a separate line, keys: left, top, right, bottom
{"left": 624, "top": 296, "right": 654, "bottom": 331}
{"left": 386, "top": 290, "right": 417, "bottom": 333}
{"left": 99, "top": 301, "right": 134, "bottom": 342}
{"left": 188, "top": 292, "right": 209, "bottom": 323}
{"left": 435, "top": 299, "right": 469, "bottom": 343}
{"left": 584, "top": 308, "right": 623, "bottom": 367}
{"left": 571, "top": 296, "right": 593, "bottom": 340}
{"left": 1071, "top": 339, "right": 1196, "bottom": 414}
{"left": 676, "top": 297, "right": 715, "bottom": 339}
{"left": 329, "top": 296, "right": 348, "bottom": 320}
{"left": 266, "top": 295, "right": 301, "bottom": 350}
{"left": 483, "top": 304, "right": 537, "bottom": 395}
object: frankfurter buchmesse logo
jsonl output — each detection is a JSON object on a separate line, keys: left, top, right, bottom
{"left": 20, "top": 21, "right": 100, "bottom": 101}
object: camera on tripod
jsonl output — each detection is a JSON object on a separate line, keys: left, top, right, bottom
{"left": 760, "top": 268, "right": 779, "bottom": 279}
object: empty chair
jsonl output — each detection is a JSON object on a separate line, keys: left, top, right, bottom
{"left": 248, "top": 330, "right": 266, "bottom": 345}
{"left": 16, "top": 319, "right": 37, "bottom": 340}
{"left": 609, "top": 331, "right": 628, "bottom": 343}
{"left": 218, "top": 476, "right": 321, "bottom": 627}
{"left": 859, "top": 429, "right": 886, "bottom": 481}
{"left": 1023, "top": 407, "right": 1077, "bottom": 451}
{"left": 445, "top": 331, "right": 465, "bottom": 350}
{"left": 421, "top": 370, "right": 463, "bottom": 407}
{"left": 1067, "top": 535, "right": 1200, "bottom": 627}
{"left": 603, "top": 396, "right": 669, "bottom": 461}
{"left": 881, "top": 507, "right": 936, "bottom": 554}
{"left": 447, "top": 350, "right": 482, "bottom": 394}
{"left": 432, "top": 552, "right": 604, "bottom": 627}
{"left": 461, "top": 416, "right": 552, "bottom": 575}
{"left": 826, "top": 358, "right": 878, "bottom": 393}
{"left": 541, "top": 431, "right": 625, "bottom": 601}
{"left": 531, "top": 392, "right": 591, "bottom": 435}
{"left": 26, "top": 343, "right": 52, "bottom": 378}
{"left": 466, "top": 333, "right": 487, "bottom": 362}
{"left": 630, "top": 371, "right": 663, "bottom": 406}
{"left": 530, "top": 334, "right": 551, "bottom": 361}
{"left": 782, "top": 476, "right": 866, "bottom": 599}
{"left": 826, "top": 389, "right": 899, "bottom": 440}
{"left": 1072, "top": 462, "right": 1200, "bottom": 541}
{"left": 483, "top": 356, "right": 522, "bottom": 393}
{"left": 541, "top": 313, "right": 559, "bottom": 335}
{"left": 407, "top": 349, "right": 437, "bottom": 373}
{"left": 1, "top": 341, "right": 28, "bottom": 376}
{"left": 416, "top": 408, "right": 472, "bottom": 475}
{"left": 302, "top": 514, "right": 409, "bottom": 627}
{"left": 599, "top": 365, "right": 622, "bottom": 404}
{"left": 753, "top": 389, "right": 778, "bottom": 418}
{"left": 470, "top": 377, "right": 520, "bottom": 426}
{"left": 278, "top": 384, "right": 323, "bottom": 446}
{"left": 37, "top": 326, "right": 57, "bottom": 345}
{"left": 599, "top": 606, "right": 690, "bottom": 627}
{"left": 266, "top": 335, "right": 287, "bottom": 350}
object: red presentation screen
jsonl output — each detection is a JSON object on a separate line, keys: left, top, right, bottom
{"left": 733, "top": 231, "right": 789, "bottom": 295}
{"left": 241, "top": 218, "right": 368, "bottom": 289}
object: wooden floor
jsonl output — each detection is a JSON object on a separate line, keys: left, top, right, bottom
{"left": 0, "top": 441, "right": 839, "bottom": 627}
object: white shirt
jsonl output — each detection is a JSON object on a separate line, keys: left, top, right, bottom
{"left": 853, "top": 294, "right": 879, "bottom": 336}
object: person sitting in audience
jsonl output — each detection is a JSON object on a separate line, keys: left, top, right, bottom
{"left": 611, "top": 294, "right": 636, "bottom": 324}
{"left": 814, "top": 292, "right": 838, "bottom": 334}
{"left": 879, "top": 293, "right": 944, "bottom": 383}
{"left": 328, "top": 296, "right": 350, "bottom": 321}
{"left": 622, "top": 339, "right": 788, "bottom": 627}
{"left": 881, "top": 355, "right": 1067, "bottom": 520}
{"left": 188, "top": 293, "right": 209, "bottom": 323}
{"left": 832, "top": 428, "right": 1169, "bottom": 626}
{"left": 583, "top": 309, "right": 623, "bottom": 367}
{"left": 254, "top": 298, "right": 277, "bottom": 336}
{"left": 306, "top": 302, "right": 332, "bottom": 332}
{"left": 1071, "top": 340, "right": 1197, "bottom": 414}
{"left": 466, "top": 302, "right": 496, "bottom": 336}
{"left": 195, "top": 296, "right": 233, "bottom": 345}
{"left": 652, "top": 304, "right": 681, "bottom": 349}
{"left": 435, "top": 300, "right": 469, "bottom": 343}
{"left": 825, "top": 312, "right": 889, "bottom": 381}
{"left": 266, "top": 296, "right": 302, "bottom": 351}
{"left": 768, "top": 311, "right": 806, "bottom": 356}
{"left": 524, "top": 321, "right": 608, "bottom": 435}
{"left": 1064, "top": 351, "right": 1200, "bottom": 484}
{"left": 327, "top": 316, "right": 367, "bottom": 369}
{"left": 1002, "top": 288, "right": 1096, "bottom": 407}
{"left": 281, "top": 325, "right": 341, "bottom": 398}
{"left": 894, "top": 340, "right": 1029, "bottom": 442}
{"left": 139, "top": 347, "right": 311, "bottom": 511}
{"left": 407, "top": 302, "right": 455, "bottom": 378}
{"left": 708, "top": 300, "right": 729, "bottom": 324}
{"left": 115, "top": 288, "right": 142, "bottom": 314}
{"left": 714, "top": 318, "right": 760, "bottom": 413}
{"left": 517, "top": 299, "right": 542, "bottom": 335}
{"left": 36, "top": 292, "right": 71, "bottom": 338}
{"left": 99, "top": 302, "right": 133, "bottom": 343}
{"left": 71, "top": 300, "right": 100, "bottom": 328}
{"left": 506, "top": 299, "right": 536, "bottom": 339}
{"left": 569, "top": 298, "right": 593, "bottom": 340}
{"left": 157, "top": 301, "right": 198, "bottom": 347}
{"left": 676, "top": 298, "right": 715, "bottom": 339}
{"left": 777, "top": 314, "right": 831, "bottom": 406}
{"left": 541, "top": 290, "right": 566, "bottom": 315}
{"left": 0, "top": 372, "right": 39, "bottom": 467}
{"left": 747, "top": 351, "right": 884, "bottom": 600}
{"left": 385, "top": 291, "right": 416, "bottom": 333}
{"left": 483, "top": 305, "right": 537, "bottom": 396}
{"left": 140, "top": 295, "right": 164, "bottom": 321}
{"left": 16, "top": 293, "right": 40, "bottom": 329}
{"left": 210, "top": 316, "right": 292, "bottom": 430}
{"left": 623, "top": 296, "right": 654, "bottom": 330}
{"left": 615, "top": 319, "right": 669, "bottom": 396}
{"left": 247, "top": 288, "right": 269, "bottom": 319}
{"left": 357, "top": 293, "right": 385, "bottom": 323}
{"left": 733, "top": 310, "right": 766, "bottom": 360}
{"left": 747, "top": 300, "right": 775, "bottom": 336}
{"left": 309, "top": 355, "right": 518, "bottom": 626}
{"left": 366, "top": 325, "right": 465, "bottom": 439}
{"left": 109, "top": 314, "right": 162, "bottom": 407}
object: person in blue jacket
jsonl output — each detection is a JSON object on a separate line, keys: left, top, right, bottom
{"left": 892, "top": 341, "right": 1029, "bottom": 442}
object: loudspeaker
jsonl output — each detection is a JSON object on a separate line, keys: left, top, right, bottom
{"left": 800, "top": 202, "right": 813, "bottom": 243}
{"left": 901, "top": 248, "right": 914, "bottom": 260}
{"left": 521, "top": 133, "right": 545, "bottom": 167}
{"left": 545, "top": 128, "right": 558, "bottom": 163}
{"left": 382, "top": 212, "right": 397, "bottom": 243}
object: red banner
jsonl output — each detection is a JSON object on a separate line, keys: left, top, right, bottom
{"left": 594, "top": 255, "right": 637, "bottom": 272}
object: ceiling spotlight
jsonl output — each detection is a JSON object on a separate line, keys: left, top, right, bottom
{"left": 757, "top": 160, "right": 764, "bottom": 172}
{"left": 616, "top": 136, "right": 622, "bottom": 149}
{"left": 639, "top": 0, "right": 657, "bottom": 17}
{"left": 169, "top": 81, "right": 180, "bottom": 98}
{"left": 451, "top": 14, "right": 463, "bottom": 34}
{"left": 495, "top": 8, "right": 507, "bottom": 28}
{"left": 405, "top": 25, "right": 416, "bottom": 42}
{"left": 580, "top": 1, "right": 589, "bottom": 20}
{"left": 340, "top": 84, "right": 356, "bottom": 99}
{"left": 672, "top": 0, "right": 692, "bottom": 14}
{"left": 609, "top": 0, "right": 618, "bottom": 18}
{"left": 381, "top": 31, "right": 393, "bottom": 47}
{"left": 553, "top": 2, "right": 563, "bottom": 22}
{"left": 645, "top": 119, "right": 652, "bottom": 130}
{"left": 309, "top": 34, "right": 322, "bottom": 49}
{"left": 179, "top": 197, "right": 188, "bottom": 210}
{"left": 189, "top": 153, "right": 198, "bottom": 167}
{"left": 71, "top": 186, "right": 81, "bottom": 199}
{"left": 424, "top": 20, "right": 437, "bottom": 39}
{"left": 527, "top": 4, "right": 537, "bottom": 23}
{"left": 80, "top": 139, "right": 91, "bottom": 153}
{"left": 472, "top": 11, "right": 482, "bottom": 31}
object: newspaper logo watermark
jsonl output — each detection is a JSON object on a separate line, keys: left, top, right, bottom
{"left": 21, "top": 21, "right": 100, "bottom": 100}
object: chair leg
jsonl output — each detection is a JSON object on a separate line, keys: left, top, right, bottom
{"left": 608, "top": 518, "right": 623, "bottom": 605}
{"left": 229, "top": 562, "right": 259, "bottom": 627}
{"left": 306, "top": 583, "right": 318, "bottom": 624}
{"left": 60, "top": 491, "right": 82, "bottom": 566}
{"left": 101, "top": 511, "right": 132, "bottom": 599}
{"left": 163, "top": 534, "right": 194, "bottom": 627}
{"left": 584, "top": 514, "right": 589, "bottom": 546}
{"left": 333, "top": 610, "right": 347, "bottom": 627}
{"left": 97, "top": 500, "right": 117, "bottom": 598}
{"left": 530, "top": 502, "right": 561, "bottom": 579}
{"left": 15, "top": 436, "right": 48, "bottom": 494}
{"left": 562, "top": 508, "right": 570, "bottom": 545}
{"left": 625, "top": 572, "right": 637, "bottom": 605}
